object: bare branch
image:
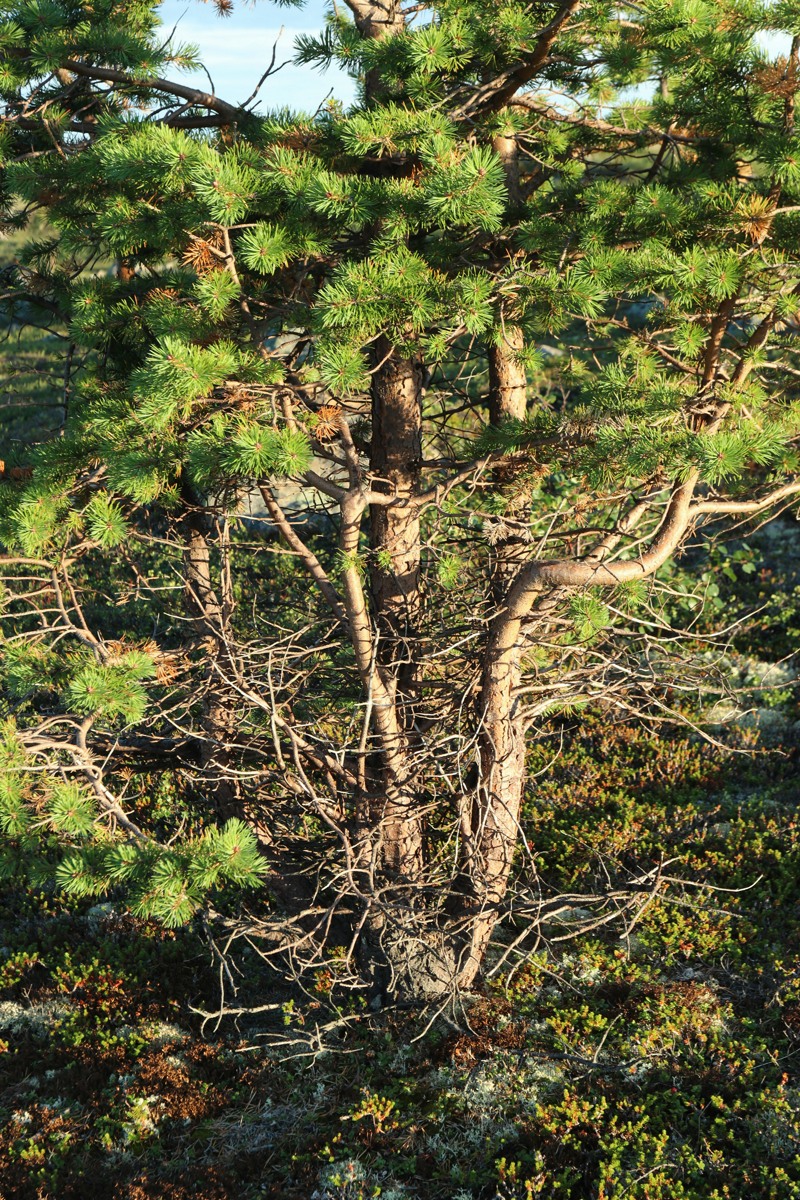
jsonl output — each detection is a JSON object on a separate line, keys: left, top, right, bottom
{"left": 257, "top": 484, "right": 347, "bottom": 624}
{"left": 62, "top": 58, "right": 242, "bottom": 120}
{"left": 691, "top": 479, "right": 800, "bottom": 516}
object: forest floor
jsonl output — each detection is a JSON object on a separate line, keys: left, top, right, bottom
{"left": 3, "top": 406, "right": 800, "bottom": 1198}
{"left": 2, "top": 703, "right": 800, "bottom": 1199}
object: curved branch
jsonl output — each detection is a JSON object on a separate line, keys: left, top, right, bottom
{"left": 455, "top": 0, "right": 583, "bottom": 118}
{"left": 506, "top": 472, "right": 699, "bottom": 607}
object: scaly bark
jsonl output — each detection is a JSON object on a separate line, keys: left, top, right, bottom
{"left": 488, "top": 324, "right": 527, "bottom": 425}
{"left": 343, "top": 1, "right": 405, "bottom": 102}
{"left": 455, "top": 474, "right": 701, "bottom": 986}
{"left": 457, "top": 620, "right": 528, "bottom": 989}
{"left": 369, "top": 341, "right": 424, "bottom": 708}
{"left": 365, "top": 342, "right": 425, "bottom": 878}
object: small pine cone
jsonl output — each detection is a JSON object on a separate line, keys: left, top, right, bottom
{"left": 753, "top": 60, "right": 799, "bottom": 99}
{"left": 735, "top": 194, "right": 777, "bottom": 245}
{"left": 0, "top": 462, "right": 33, "bottom": 480}
{"left": 102, "top": 638, "right": 130, "bottom": 666}
{"left": 492, "top": 452, "right": 528, "bottom": 484}
{"left": 139, "top": 637, "right": 186, "bottom": 686}
{"left": 103, "top": 637, "right": 183, "bottom": 685}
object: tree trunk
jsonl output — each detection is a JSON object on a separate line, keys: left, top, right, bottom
{"left": 366, "top": 341, "right": 425, "bottom": 878}
{"left": 456, "top": 626, "right": 527, "bottom": 989}
{"left": 488, "top": 324, "right": 527, "bottom": 424}
{"left": 453, "top": 227, "right": 531, "bottom": 986}
{"left": 182, "top": 493, "right": 242, "bottom": 822}
{"left": 488, "top": 129, "right": 527, "bottom": 425}
{"left": 351, "top": 2, "right": 405, "bottom": 103}
{"left": 487, "top": 128, "right": 530, "bottom": 595}
{"left": 325, "top": 2, "right": 422, "bottom": 989}
{"left": 369, "top": 341, "right": 423, "bottom": 702}
{"left": 492, "top": 132, "right": 523, "bottom": 210}
{"left": 487, "top": 325, "right": 530, "bottom": 597}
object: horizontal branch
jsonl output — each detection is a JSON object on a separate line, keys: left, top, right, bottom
{"left": 303, "top": 469, "right": 346, "bottom": 502}
{"left": 10, "top": 114, "right": 231, "bottom": 135}
{"left": 62, "top": 59, "right": 241, "bottom": 120}
{"left": 0, "top": 555, "right": 55, "bottom": 570}
{"left": 509, "top": 97, "right": 699, "bottom": 145}
{"left": 691, "top": 479, "right": 800, "bottom": 516}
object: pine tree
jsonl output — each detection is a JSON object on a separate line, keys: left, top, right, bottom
{"left": 3, "top": 0, "right": 800, "bottom": 1002}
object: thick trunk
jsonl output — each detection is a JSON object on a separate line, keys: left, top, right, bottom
{"left": 364, "top": 341, "right": 425, "bottom": 878}
{"left": 352, "top": 2, "right": 405, "bottom": 103}
{"left": 369, "top": 340, "right": 423, "bottom": 704}
{"left": 338, "top": 5, "right": 422, "bottom": 886}
{"left": 332, "top": 0, "right": 421, "bottom": 973}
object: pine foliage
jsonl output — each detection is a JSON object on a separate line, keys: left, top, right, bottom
{"left": 3, "top": 0, "right": 800, "bottom": 954}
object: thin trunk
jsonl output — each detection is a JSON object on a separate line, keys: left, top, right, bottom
{"left": 340, "top": 487, "right": 423, "bottom": 881}
{"left": 182, "top": 491, "right": 241, "bottom": 821}
{"left": 487, "top": 131, "right": 529, "bottom": 592}
{"left": 338, "top": 488, "right": 422, "bottom": 998}
{"left": 488, "top": 324, "right": 527, "bottom": 425}
{"left": 492, "top": 131, "right": 523, "bottom": 211}
{"left": 488, "top": 129, "right": 527, "bottom": 428}
{"left": 453, "top": 338, "right": 530, "bottom": 987}
{"left": 457, "top": 631, "right": 527, "bottom": 989}
{"left": 457, "top": 601, "right": 568, "bottom": 991}
{"left": 486, "top": 325, "right": 530, "bottom": 595}
{"left": 455, "top": 165, "right": 532, "bottom": 982}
